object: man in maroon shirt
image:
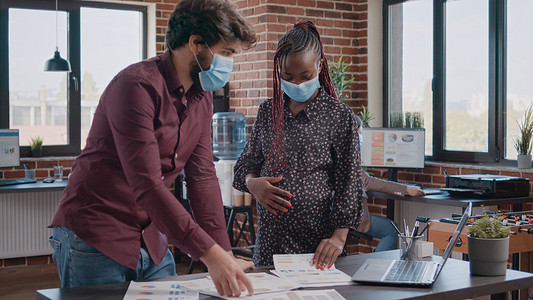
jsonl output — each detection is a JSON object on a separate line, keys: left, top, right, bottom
{"left": 49, "top": 0, "right": 256, "bottom": 296}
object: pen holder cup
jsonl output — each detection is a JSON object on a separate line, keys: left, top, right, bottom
{"left": 399, "top": 234, "right": 425, "bottom": 261}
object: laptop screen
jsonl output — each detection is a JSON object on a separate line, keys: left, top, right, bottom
{"left": 436, "top": 202, "right": 472, "bottom": 276}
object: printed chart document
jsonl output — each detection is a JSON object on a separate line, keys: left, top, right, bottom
{"left": 123, "top": 281, "right": 198, "bottom": 300}
{"left": 178, "top": 272, "right": 302, "bottom": 299}
{"left": 242, "top": 289, "right": 346, "bottom": 300}
{"left": 272, "top": 253, "right": 353, "bottom": 286}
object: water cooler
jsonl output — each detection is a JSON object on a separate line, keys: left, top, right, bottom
{"left": 212, "top": 112, "right": 246, "bottom": 206}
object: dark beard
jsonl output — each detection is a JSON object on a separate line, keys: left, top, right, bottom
{"left": 190, "top": 50, "right": 210, "bottom": 87}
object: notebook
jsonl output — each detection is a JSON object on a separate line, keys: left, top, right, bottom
{"left": 352, "top": 202, "right": 471, "bottom": 287}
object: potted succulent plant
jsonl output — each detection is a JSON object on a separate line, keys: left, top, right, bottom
{"left": 29, "top": 135, "right": 43, "bottom": 157}
{"left": 514, "top": 104, "right": 533, "bottom": 169}
{"left": 468, "top": 215, "right": 510, "bottom": 276}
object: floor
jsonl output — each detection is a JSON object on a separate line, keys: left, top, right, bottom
{"left": 0, "top": 256, "right": 204, "bottom": 300}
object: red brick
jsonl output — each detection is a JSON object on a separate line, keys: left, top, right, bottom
{"left": 353, "top": 21, "right": 368, "bottom": 29}
{"left": 317, "top": 1, "right": 334, "bottom": 9}
{"left": 414, "top": 174, "right": 432, "bottom": 183}
{"left": 266, "top": 5, "right": 286, "bottom": 13}
{"left": 4, "top": 170, "right": 25, "bottom": 179}
{"left": 433, "top": 175, "right": 446, "bottom": 184}
{"left": 354, "top": 3, "right": 368, "bottom": 12}
{"left": 325, "top": 11, "right": 341, "bottom": 19}
{"left": 398, "top": 172, "right": 414, "bottom": 181}
{"left": 4, "top": 257, "right": 26, "bottom": 267}
{"left": 460, "top": 168, "right": 481, "bottom": 175}
{"left": 423, "top": 166, "right": 441, "bottom": 175}
{"left": 297, "top": 0, "right": 316, "bottom": 7}
{"left": 156, "top": 3, "right": 175, "bottom": 11}
{"left": 305, "top": 8, "right": 323, "bottom": 17}
{"left": 343, "top": 12, "right": 367, "bottom": 21}
{"left": 27, "top": 255, "right": 50, "bottom": 265}
{"left": 502, "top": 170, "right": 522, "bottom": 177}
{"left": 335, "top": 2, "right": 353, "bottom": 11}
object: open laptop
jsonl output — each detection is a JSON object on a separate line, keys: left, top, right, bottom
{"left": 352, "top": 202, "right": 471, "bottom": 287}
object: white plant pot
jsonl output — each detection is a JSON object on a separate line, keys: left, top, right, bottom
{"left": 517, "top": 154, "right": 532, "bottom": 169}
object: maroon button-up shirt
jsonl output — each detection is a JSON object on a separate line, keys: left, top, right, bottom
{"left": 50, "top": 50, "right": 231, "bottom": 269}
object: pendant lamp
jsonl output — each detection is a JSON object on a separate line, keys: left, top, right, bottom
{"left": 44, "top": 0, "right": 71, "bottom": 72}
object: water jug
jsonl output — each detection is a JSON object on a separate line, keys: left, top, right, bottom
{"left": 212, "top": 112, "right": 246, "bottom": 160}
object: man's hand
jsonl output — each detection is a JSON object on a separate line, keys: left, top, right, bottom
{"left": 200, "top": 244, "right": 254, "bottom": 297}
{"left": 246, "top": 175, "right": 292, "bottom": 215}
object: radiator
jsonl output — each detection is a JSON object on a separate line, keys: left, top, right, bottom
{"left": 0, "top": 190, "right": 62, "bottom": 259}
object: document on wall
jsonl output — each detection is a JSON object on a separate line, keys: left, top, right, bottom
{"left": 272, "top": 253, "right": 353, "bottom": 287}
{"left": 177, "top": 272, "right": 302, "bottom": 299}
{"left": 123, "top": 281, "right": 199, "bottom": 300}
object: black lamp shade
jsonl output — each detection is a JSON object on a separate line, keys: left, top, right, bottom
{"left": 44, "top": 50, "right": 71, "bottom": 72}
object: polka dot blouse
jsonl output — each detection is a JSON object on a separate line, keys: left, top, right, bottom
{"left": 233, "top": 89, "right": 365, "bottom": 266}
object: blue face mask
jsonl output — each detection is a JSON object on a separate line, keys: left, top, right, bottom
{"left": 359, "top": 133, "right": 363, "bottom": 148}
{"left": 194, "top": 44, "right": 233, "bottom": 91}
{"left": 281, "top": 75, "right": 321, "bottom": 103}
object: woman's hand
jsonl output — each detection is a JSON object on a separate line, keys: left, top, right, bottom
{"left": 406, "top": 186, "right": 425, "bottom": 197}
{"left": 246, "top": 175, "right": 292, "bottom": 215}
{"left": 313, "top": 228, "right": 349, "bottom": 270}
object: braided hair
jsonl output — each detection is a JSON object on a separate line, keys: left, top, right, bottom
{"left": 268, "top": 20, "right": 337, "bottom": 171}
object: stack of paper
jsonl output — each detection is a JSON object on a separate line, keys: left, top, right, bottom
{"left": 178, "top": 272, "right": 301, "bottom": 299}
{"left": 123, "top": 281, "right": 199, "bottom": 300}
{"left": 272, "top": 254, "right": 353, "bottom": 287}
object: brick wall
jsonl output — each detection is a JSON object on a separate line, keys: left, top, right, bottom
{"left": 230, "top": 0, "right": 369, "bottom": 133}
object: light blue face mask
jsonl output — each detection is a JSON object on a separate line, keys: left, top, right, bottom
{"left": 194, "top": 44, "right": 233, "bottom": 91}
{"left": 359, "top": 133, "right": 363, "bottom": 148}
{"left": 280, "top": 75, "right": 321, "bottom": 103}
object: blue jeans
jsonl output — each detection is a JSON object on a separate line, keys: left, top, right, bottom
{"left": 366, "top": 215, "right": 399, "bottom": 252}
{"left": 49, "top": 227, "right": 177, "bottom": 288}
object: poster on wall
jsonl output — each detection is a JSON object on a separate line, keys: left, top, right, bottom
{"left": 0, "top": 129, "right": 20, "bottom": 168}
{"left": 361, "top": 128, "right": 425, "bottom": 169}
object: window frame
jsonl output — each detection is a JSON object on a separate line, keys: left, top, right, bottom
{"left": 0, "top": 0, "right": 147, "bottom": 157}
{"left": 383, "top": 0, "right": 511, "bottom": 164}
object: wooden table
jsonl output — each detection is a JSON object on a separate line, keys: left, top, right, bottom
{"left": 36, "top": 250, "right": 533, "bottom": 300}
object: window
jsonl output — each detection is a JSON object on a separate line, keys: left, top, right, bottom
{"left": 0, "top": 0, "right": 147, "bottom": 156}
{"left": 384, "top": 0, "right": 533, "bottom": 163}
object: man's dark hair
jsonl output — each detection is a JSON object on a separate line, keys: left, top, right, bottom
{"left": 165, "top": 0, "right": 256, "bottom": 50}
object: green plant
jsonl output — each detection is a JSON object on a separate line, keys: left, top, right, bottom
{"left": 329, "top": 56, "right": 354, "bottom": 102}
{"left": 390, "top": 111, "right": 424, "bottom": 128}
{"left": 469, "top": 216, "right": 510, "bottom": 239}
{"left": 514, "top": 104, "right": 533, "bottom": 155}
{"left": 389, "top": 111, "right": 404, "bottom": 127}
{"left": 359, "top": 105, "right": 375, "bottom": 127}
{"left": 29, "top": 136, "right": 43, "bottom": 150}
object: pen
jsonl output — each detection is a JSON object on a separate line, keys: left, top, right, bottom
{"left": 418, "top": 221, "right": 431, "bottom": 236}
{"left": 390, "top": 220, "right": 408, "bottom": 244}
{"left": 411, "top": 221, "right": 420, "bottom": 237}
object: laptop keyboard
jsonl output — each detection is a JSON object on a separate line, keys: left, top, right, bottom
{"left": 0, "top": 177, "right": 36, "bottom": 186}
{"left": 384, "top": 260, "right": 426, "bottom": 282}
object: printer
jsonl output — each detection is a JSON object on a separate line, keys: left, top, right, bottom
{"left": 445, "top": 174, "right": 529, "bottom": 198}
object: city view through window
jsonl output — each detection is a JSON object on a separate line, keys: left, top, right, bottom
{"left": 8, "top": 7, "right": 143, "bottom": 150}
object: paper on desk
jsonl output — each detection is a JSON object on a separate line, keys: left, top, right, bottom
{"left": 177, "top": 272, "right": 301, "bottom": 299}
{"left": 123, "top": 281, "right": 199, "bottom": 300}
{"left": 272, "top": 253, "right": 353, "bottom": 286}
{"left": 244, "top": 289, "right": 346, "bottom": 300}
